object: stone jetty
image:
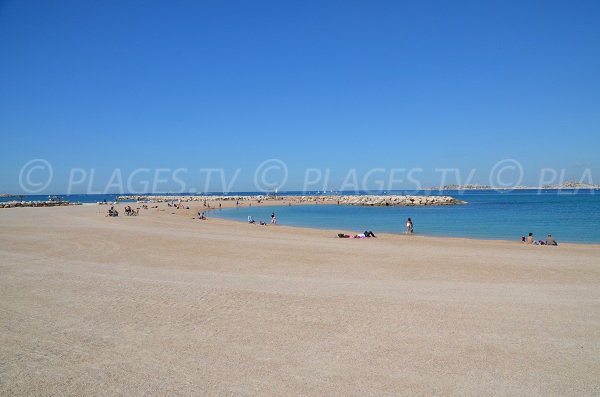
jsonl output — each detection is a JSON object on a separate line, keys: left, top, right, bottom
{"left": 0, "top": 201, "right": 81, "bottom": 209}
{"left": 117, "top": 194, "right": 466, "bottom": 206}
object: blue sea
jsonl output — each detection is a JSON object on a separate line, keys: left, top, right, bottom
{"left": 3, "top": 190, "right": 599, "bottom": 244}
{"left": 212, "top": 190, "right": 600, "bottom": 244}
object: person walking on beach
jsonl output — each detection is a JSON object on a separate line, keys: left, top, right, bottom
{"left": 406, "top": 218, "right": 413, "bottom": 234}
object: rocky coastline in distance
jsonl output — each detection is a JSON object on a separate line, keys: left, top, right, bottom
{"left": 430, "top": 182, "right": 600, "bottom": 190}
{"left": 117, "top": 194, "right": 467, "bottom": 206}
{"left": 540, "top": 182, "right": 600, "bottom": 189}
{"left": 1, "top": 201, "right": 80, "bottom": 209}
{"left": 0, "top": 195, "right": 81, "bottom": 209}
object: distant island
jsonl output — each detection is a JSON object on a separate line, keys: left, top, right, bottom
{"left": 541, "top": 182, "right": 600, "bottom": 189}
{"left": 431, "top": 182, "right": 599, "bottom": 190}
{"left": 0, "top": 193, "right": 16, "bottom": 198}
{"left": 429, "top": 184, "right": 529, "bottom": 190}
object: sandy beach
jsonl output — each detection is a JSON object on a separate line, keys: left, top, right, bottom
{"left": 1, "top": 203, "right": 599, "bottom": 396}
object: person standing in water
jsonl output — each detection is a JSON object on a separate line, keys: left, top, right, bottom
{"left": 271, "top": 212, "right": 277, "bottom": 224}
{"left": 406, "top": 218, "right": 413, "bottom": 234}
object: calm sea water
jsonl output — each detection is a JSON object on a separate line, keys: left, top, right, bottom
{"left": 211, "top": 190, "right": 600, "bottom": 244}
{"left": 3, "top": 190, "right": 599, "bottom": 243}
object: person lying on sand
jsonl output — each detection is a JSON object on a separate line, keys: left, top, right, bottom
{"left": 338, "top": 231, "right": 376, "bottom": 239}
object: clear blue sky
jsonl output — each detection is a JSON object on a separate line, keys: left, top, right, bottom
{"left": 1, "top": 0, "right": 599, "bottom": 193}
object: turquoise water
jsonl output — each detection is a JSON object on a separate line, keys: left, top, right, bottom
{"left": 4, "top": 191, "right": 599, "bottom": 243}
{"left": 212, "top": 190, "right": 600, "bottom": 244}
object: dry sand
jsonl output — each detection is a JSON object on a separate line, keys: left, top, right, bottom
{"left": 1, "top": 203, "right": 599, "bottom": 396}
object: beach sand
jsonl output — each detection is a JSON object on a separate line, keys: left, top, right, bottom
{"left": 1, "top": 203, "right": 599, "bottom": 395}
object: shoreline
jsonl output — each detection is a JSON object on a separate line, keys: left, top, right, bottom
{"left": 3, "top": 199, "right": 599, "bottom": 246}
{"left": 154, "top": 198, "right": 600, "bottom": 248}
{"left": 205, "top": 209, "right": 600, "bottom": 249}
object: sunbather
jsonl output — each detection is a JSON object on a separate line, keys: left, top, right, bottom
{"left": 338, "top": 230, "right": 376, "bottom": 238}
{"left": 526, "top": 233, "right": 535, "bottom": 244}
{"left": 546, "top": 234, "right": 558, "bottom": 246}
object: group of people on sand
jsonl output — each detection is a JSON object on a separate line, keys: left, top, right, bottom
{"left": 522, "top": 233, "right": 558, "bottom": 246}
{"left": 107, "top": 205, "right": 140, "bottom": 217}
{"left": 124, "top": 205, "right": 139, "bottom": 216}
{"left": 168, "top": 200, "right": 189, "bottom": 210}
{"left": 107, "top": 204, "right": 149, "bottom": 217}
{"left": 247, "top": 212, "right": 277, "bottom": 226}
{"left": 200, "top": 200, "right": 221, "bottom": 209}
{"left": 337, "top": 217, "right": 414, "bottom": 239}
{"left": 335, "top": 218, "right": 560, "bottom": 245}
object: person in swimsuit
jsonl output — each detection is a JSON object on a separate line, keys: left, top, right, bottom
{"left": 546, "top": 234, "right": 558, "bottom": 246}
{"left": 527, "top": 232, "right": 535, "bottom": 244}
{"left": 406, "top": 218, "right": 413, "bottom": 234}
{"left": 337, "top": 231, "right": 376, "bottom": 238}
